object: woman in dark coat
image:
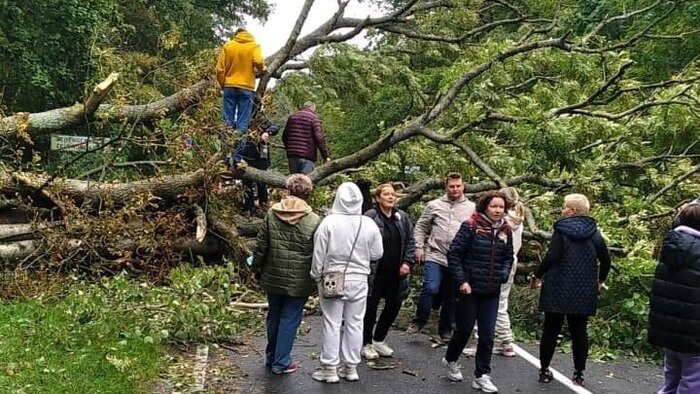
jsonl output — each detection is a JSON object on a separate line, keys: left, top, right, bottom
{"left": 648, "top": 202, "right": 700, "bottom": 394}
{"left": 361, "top": 183, "right": 415, "bottom": 360}
{"left": 532, "top": 193, "right": 611, "bottom": 387}
{"left": 442, "top": 190, "right": 513, "bottom": 393}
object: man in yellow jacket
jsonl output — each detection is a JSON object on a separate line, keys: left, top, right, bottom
{"left": 216, "top": 28, "right": 266, "bottom": 164}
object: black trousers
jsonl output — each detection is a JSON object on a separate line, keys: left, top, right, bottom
{"left": 363, "top": 274, "right": 402, "bottom": 345}
{"left": 539, "top": 312, "right": 589, "bottom": 372}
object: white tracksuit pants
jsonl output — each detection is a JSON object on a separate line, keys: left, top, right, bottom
{"left": 319, "top": 280, "right": 368, "bottom": 367}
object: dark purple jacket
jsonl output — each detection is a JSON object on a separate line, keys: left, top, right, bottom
{"left": 282, "top": 108, "right": 330, "bottom": 162}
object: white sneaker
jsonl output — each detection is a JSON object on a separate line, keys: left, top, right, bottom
{"left": 338, "top": 365, "right": 359, "bottom": 382}
{"left": 462, "top": 344, "right": 477, "bottom": 357}
{"left": 472, "top": 374, "right": 498, "bottom": 393}
{"left": 372, "top": 341, "right": 394, "bottom": 357}
{"left": 361, "top": 344, "right": 380, "bottom": 360}
{"left": 312, "top": 366, "right": 340, "bottom": 383}
{"left": 442, "top": 357, "right": 463, "bottom": 382}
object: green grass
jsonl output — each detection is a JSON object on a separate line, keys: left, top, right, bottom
{"left": 0, "top": 297, "right": 162, "bottom": 393}
{"left": 0, "top": 263, "right": 263, "bottom": 393}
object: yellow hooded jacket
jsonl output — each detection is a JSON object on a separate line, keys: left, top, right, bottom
{"left": 216, "top": 30, "right": 265, "bottom": 91}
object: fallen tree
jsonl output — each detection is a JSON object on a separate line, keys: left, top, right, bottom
{"left": 1, "top": 0, "right": 698, "bottom": 273}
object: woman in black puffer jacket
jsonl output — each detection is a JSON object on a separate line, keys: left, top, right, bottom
{"left": 442, "top": 190, "right": 513, "bottom": 393}
{"left": 648, "top": 202, "right": 700, "bottom": 394}
{"left": 361, "top": 183, "right": 415, "bottom": 360}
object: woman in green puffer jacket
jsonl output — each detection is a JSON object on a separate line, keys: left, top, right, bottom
{"left": 252, "top": 173, "right": 321, "bottom": 375}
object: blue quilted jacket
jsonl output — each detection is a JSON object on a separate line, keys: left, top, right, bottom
{"left": 448, "top": 212, "right": 513, "bottom": 296}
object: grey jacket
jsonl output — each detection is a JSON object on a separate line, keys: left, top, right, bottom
{"left": 414, "top": 195, "right": 475, "bottom": 267}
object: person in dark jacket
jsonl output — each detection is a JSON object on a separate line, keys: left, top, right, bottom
{"left": 648, "top": 202, "right": 700, "bottom": 394}
{"left": 251, "top": 174, "right": 321, "bottom": 375}
{"left": 240, "top": 104, "right": 279, "bottom": 215}
{"left": 442, "top": 190, "right": 513, "bottom": 393}
{"left": 532, "top": 193, "right": 611, "bottom": 387}
{"left": 361, "top": 183, "right": 415, "bottom": 360}
{"left": 282, "top": 102, "right": 331, "bottom": 174}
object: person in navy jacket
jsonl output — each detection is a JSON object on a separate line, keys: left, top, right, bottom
{"left": 442, "top": 190, "right": 513, "bottom": 393}
{"left": 532, "top": 193, "right": 611, "bottom": 387}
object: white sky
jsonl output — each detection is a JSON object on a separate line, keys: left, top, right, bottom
{"left": 244, "top": 0, "right": 381, "bottom": 58}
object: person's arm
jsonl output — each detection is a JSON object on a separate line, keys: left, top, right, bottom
{"left": 311, "top": 116, "right": 331, "bottom": 160}
{"left": 253, "top": 44, "right": 265, "bottom": 75}
{"left": 413, "top": 202, "right": 434, "bottom": 263}
{"left": 535, "top": 230, "right": 563, "bottom": 278}
{"left": 403, "top": 215, "right": 416, "bottom": 268}
{"left": 311, "top": 221, "right": 329, "bottom": 280}
{"left": 282, "top": 118, "right": 291, "bottom": 148}
{"left": 448, "top": 222, "right": 472, "bottom": 285}
{"left": 367, "top": 219, "right": 384, "bottom": 262}
{"left": 215, "top": 49, "right": 227, "bottom": 88}
{"left": 251, "top": 213, "right": 270, "bottom": 272}
{"left": 594, "top": 230, "right": 612, "bottom": 283}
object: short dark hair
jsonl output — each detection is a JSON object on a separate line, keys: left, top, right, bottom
{"left": 445, "top": 172, "right": 462, "bottom": 186}
{"left": 475, "top": 190, "right": 510, "bottom": 214}
{"left": 679, "top": 202, "right": 700, "bottom": 231}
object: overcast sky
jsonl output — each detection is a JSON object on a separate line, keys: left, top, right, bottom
{"left": 244, "top": 0, "right": 381, "bottom": 58}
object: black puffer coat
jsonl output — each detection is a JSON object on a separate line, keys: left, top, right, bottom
{"left": 448, "top": 212, "right": 514, "bottom": 296}
{"left": 536, "top": 216, "right": 611, "bottom": 315}
{"left": 648, "top": 228, "right": 700, "bottom": 354}
{"left": 364, "top": 207, "right": 415, "bottom": 299}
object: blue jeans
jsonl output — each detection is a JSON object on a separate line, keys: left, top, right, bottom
{"left": 265, "top": 293, "right": 308, "bottom": 372}
{"left": 445, "top": 293, "right": 499, "bottom": 377}
{"left": 288, "top": 157, "right": 315, "bottom": 175}
{"left": 222, "top": 88, "right": 254, "bottom": 163}
{"left": 412, "top": 261, "right": 455, "bottom": 335}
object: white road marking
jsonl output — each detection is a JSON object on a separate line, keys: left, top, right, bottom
{"left": 512, "top": 343, "right": 595, "bottom": 394}
{"left": 192, "top": 345, "right": 210, "bottom": 392}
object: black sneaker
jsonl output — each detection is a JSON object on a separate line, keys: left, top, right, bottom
{"left": 572, "top": 371, "right": 584, "bottom": 386}
{"left": 539, "top": 369, "right": 554, "bottom": 383}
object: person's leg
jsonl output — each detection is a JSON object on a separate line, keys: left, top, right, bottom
{"left": 230, "top": 89, "right": 254, "bottom": 163}
{"left": 299, "top": 158, "right": 315, "bottom": 175}
{"left": 242, "top": 178, "right": 256, "bottom": 214}
{"left": 657, "top": 349, "right": 682, "bottom": 394}
{"left": 363, "top": 276, "right": 382, "bottom": 346}
{"left": 474, "top": 295, "right": 499, "bottom": 378}
{"left": 445, "top": 294, "right": 477, "bottom": 362}
{"left": 438, "top": 264, "right": 456, "bottom": 336}
{"left": 539, "top": 312, "right": 565, "bottom": 370}
{"left": 567, "top": 314, "right": 589, "bottom": 374}
{"left": 222, "top": 88, "right": 236, "bottom": 128}
{"left": 677, "top": 351, "right": 700, "bottom": 394}
{"left": 411, "top": 261, "right": 442, "bottom": 330}
{"left": 319, "top": 296, "right": 344, "bottom": 367}
{"left": 271, "top": 295, "right": 308, "bottom": 373}
{"left": 495, "top": 262, "right": 517, "bottom": 343}
{"left": 373, "top": 277, "right": 402, "bottom": 343}
{"left": 265, "top": 293, "right": 283, "bottom": 367}
{"left": 234, "top": 88, "right": 255, "bottom": 132}
{"left": 340, "top": 280, "right": 368, "bottom": 368}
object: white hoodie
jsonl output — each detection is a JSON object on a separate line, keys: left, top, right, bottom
{"left": 311, "top": 182, "right": 383, "bottom": 281}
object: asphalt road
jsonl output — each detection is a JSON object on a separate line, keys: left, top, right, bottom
{"left": 228, "top": 314, "right": 663, "bottom": 393}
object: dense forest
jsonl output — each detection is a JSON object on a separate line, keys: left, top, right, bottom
{"left": 1, "top": 0, "right": 700, "bottom": 390}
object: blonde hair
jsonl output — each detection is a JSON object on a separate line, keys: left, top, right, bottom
{"left": 564, "top": 193, "right": 590, "bottom": 215}
{"left": 373, "top": 183, "right": 395, "bottom": 198}
{"left": 500, "top": 186, "right": 525, "bottom": 223}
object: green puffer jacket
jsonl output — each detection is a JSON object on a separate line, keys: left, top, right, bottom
{"left": 252, "top": 196, "right": 321, "bottom": 297}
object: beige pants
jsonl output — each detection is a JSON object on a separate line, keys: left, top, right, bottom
{"left": 495, "top": 258, "right": 518, "bottom": 343}
{"left": 319, "top": 280, "right": 368, "bottom": 367}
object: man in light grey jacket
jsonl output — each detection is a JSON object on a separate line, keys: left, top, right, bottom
{"left": 407, "top": 173, "right": 475, "bottom": 340}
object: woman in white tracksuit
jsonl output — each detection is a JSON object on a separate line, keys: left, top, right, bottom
{"left": 311, "top": 182, "right": 384, "bottom": 383}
